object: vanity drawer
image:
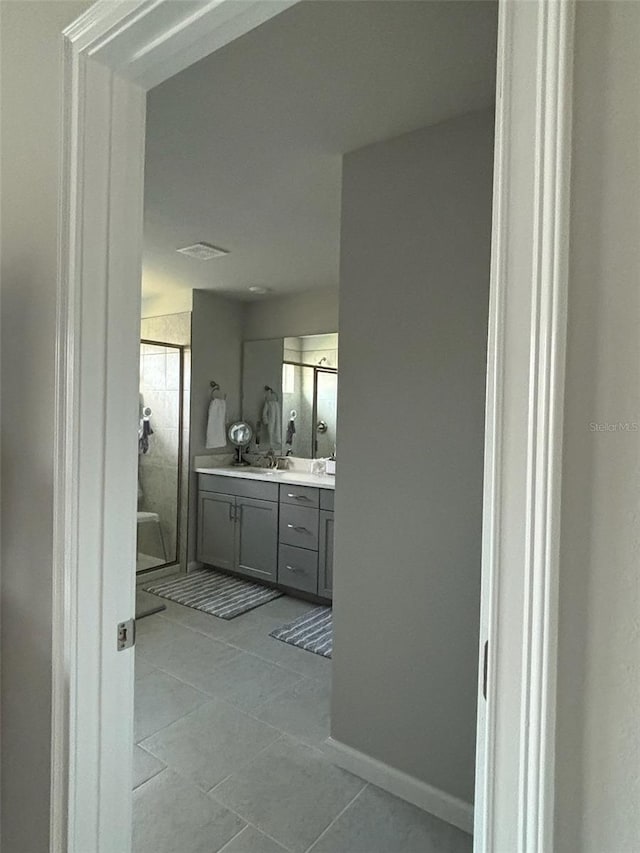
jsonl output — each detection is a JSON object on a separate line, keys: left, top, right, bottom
{"left": 279, "top": 504, "right": 319, "bottom": 550}
{"left": 279, "top": 484, "right": 319, "bottom": 508}
{"left": 320, "top": 489, "right": 335, "bottom": 511}
{"left": 199, "top": 474, "right": 278, "bottom": 502}
{"left": 278, "top": 544, "right": 318, "bottom": 594}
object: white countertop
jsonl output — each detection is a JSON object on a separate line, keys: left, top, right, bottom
{"left": 195, "top": 465, "right": 336, "bottom": 490}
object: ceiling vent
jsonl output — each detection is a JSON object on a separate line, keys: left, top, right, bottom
{"left": 176, "top": 242, "right": 229, "bottom": 260}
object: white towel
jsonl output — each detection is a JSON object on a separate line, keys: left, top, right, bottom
{"left": 262, "top": 399, "right": 281, "bottom": 448}
{"left": 206, "top": 398, "right": 227, "bottom": 448}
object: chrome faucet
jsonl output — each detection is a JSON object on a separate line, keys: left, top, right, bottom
{"left": 265, "top": 449, "right": 276, "bottom": 469}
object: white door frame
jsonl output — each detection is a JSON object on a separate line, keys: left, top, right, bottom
{"left": 52, "top": 1, "right": 575, "bottom": 851}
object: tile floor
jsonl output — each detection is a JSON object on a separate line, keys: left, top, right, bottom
{"left": 134, "top": 591, "right": 473, "bottom": 853}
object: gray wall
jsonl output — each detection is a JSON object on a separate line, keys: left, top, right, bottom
{"left": 0, "top": 2, "right": 90, "bottom": 850}
{"left": 555, "top": 2, "right": 640, "bottom": 850}
{"left": 332, "top": 110, "right": 494, "bottom": 804}
{"left": 243, "top": 287, "right": 339, "bottom": 340}
{"left": 188, "top": 290, "right": 244, "bottom": 562}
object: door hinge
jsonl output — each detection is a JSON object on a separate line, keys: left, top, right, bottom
{"left": 482, "top": 640, "right": 488, "bottom": 700}
{"left": 117, "top": 618, "right": 136, "bottom": 651}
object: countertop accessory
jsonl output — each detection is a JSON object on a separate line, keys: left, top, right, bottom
{"left": 228, "top": 421, "right": 253, "bottom": 466}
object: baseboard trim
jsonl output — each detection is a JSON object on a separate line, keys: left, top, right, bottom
{"left": 323, "top": 737, "right": 473, "bottom": 835}
{"left": 187, "top": 560, "right": 203, "bottom": 572}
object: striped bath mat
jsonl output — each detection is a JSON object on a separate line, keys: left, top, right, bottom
{"left": 270, "top": 606, "right": 333, "bottom": 658}
{"left": 144, "top": 569, "right": 283, "bottom": 620}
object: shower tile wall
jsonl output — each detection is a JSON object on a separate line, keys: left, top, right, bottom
{"left": 139, "top": 345, "right": 180, "bottom": 560}
{"left": 140, "top": 312, "right": 191, "bottom": 570}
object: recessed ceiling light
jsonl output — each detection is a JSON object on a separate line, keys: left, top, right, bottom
{"left": 249, "top": 286, "right": 272, "bottom": 294}
{"left": 176, "top": 242, "right": 228, "bottom": 260}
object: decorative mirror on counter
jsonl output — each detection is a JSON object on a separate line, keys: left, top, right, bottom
{"left": 242, "top": 333, "right": 338, "bottom": 459}
{"left": 228, "top": 420, "right": 253, "bottom": 466}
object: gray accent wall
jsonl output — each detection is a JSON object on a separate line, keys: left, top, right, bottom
{"left": 555, "top": 3, "right": 640, "bottom": 850}
{"left": 332, "top": 110, "right": 494, "bottom": 804}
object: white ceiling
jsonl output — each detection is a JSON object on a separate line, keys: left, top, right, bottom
{"left": 143, "top": 0, "right": 497, "bottom": 307}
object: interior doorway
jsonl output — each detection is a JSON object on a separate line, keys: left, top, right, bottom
{"left": 53, "top": 2, "right": 575, "bottom": 851}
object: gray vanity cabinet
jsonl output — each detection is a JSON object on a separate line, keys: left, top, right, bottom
{"left": 318, "top": 510, "right": 334, "bottom": 599}
{"left": 197, "top": 475, "right": 278, "bottom": 582}
{"left": 197, "top": 473, "right": 334, "bottom": 598}
{"left": 235, "top": 497, "right": 278, "bottom": 582}
{"left": 197, "top": 492, "right": 236, "bottom": 571}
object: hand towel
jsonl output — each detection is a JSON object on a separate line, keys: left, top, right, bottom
{"left": 206, "top": 398, "right": 227, "bottom": 448}
{"left": 286, "top": 418, "right": 296, "bottom": 445}
{"left": 262, "top": 399, "right": 281, "bottom": 448}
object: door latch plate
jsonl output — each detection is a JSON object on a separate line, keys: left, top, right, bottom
{"left": 117, "top": 618, "right": 136, "bottom": 651}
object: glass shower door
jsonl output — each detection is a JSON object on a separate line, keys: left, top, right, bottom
{"left": 137, "top": 340, "right": 184, "bottom": 571}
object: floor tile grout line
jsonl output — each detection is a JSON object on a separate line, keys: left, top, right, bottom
{"left": 136, "top": 664, "right": 332, "bottom": 772}
{"left": 219, "top": 636, "right": 331, "bottom": 680}
{"left": 131, "top": 765, "right": 170, "bottom": 795}
{"left": 213, "top": 824, "right": 249, "bottom": 853}
{"left": 131, "top": 762, "right": 165, "bottom": 792}
{"left": 137, "top": 657, "right": 326, "bottom": 749}
{"left": 141, "top": 713, "right": 285, "bottom": 791}
{"left": 151, "top": 644, "right": 311, "bottom": 705}
{"left": 246, "top": 672, "right": 312, "bottom": 717}
{"left": 209, "top": 786, "right": 297, "bottom": 853}
{"left": 207, "top": 733, "right": 289, "bottom": 797}
{"left": 139, "top": 609, "right": 330, "bottom": 682}
{"left": 132, "top": 743, "right": 167, "bottom": 791}
{"left": 303, "top": 783, "right": 369, "bottom": 853}
{"left": 137, "top": 668, "right": 289, "bottom": 743}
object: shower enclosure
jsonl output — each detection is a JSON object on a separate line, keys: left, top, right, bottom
{"left": 137, "top": 339, "right": 185, "bottom": 571}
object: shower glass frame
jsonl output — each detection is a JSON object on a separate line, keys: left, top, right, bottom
{"left": 282, "top": 360, "right": 338, "bottom": 458}
{"left": 138, "top": 338, "right": 185, "bottom": 572}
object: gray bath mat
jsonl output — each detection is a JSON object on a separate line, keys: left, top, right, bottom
{"left": 144, "top": 569, "right": 283, "bottom": 620}
{"left": 270, "top": 606, "right": 332, "bottom": 658}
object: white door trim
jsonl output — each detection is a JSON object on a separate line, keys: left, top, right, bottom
{"left": 474, "top": 2, "right": 575, "bottom": 849}
{"left": 53, "top": 1, "right": 575, "bottom": 851}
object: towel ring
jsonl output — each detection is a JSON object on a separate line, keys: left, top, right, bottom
{"left": 264, "top": 384, "right": 278, "bottom": 401}
{"left": 289, "top": 409, "right": 297, "bottom": 420}
{"left": 210, "top": 380, "right": 226, "bottom": 400}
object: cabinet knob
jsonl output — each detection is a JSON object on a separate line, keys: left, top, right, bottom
{"left": 285, "top": 565, "right": 303, "bottom": 574}
{"left": 288, "top": 493, "right": 310, "bottom": 501}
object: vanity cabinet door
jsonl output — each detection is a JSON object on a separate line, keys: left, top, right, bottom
{"left": 197, "top": 492, "right": 236, "bottom": 570}
{"left": 235, "top": 497, "right": 278, "bottom": 582}
{"left": 318, "top": 510, "right": 334, "bottom": 599}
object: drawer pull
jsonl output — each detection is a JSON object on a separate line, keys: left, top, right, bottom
{"left": 288, "top": 493, "right": 311, "bottom": 501}
{"left": 287, "top": 524, "right": 310, "bottom": 533}
{"left": 285, "top": 564, "right": 304, "bottom": 574}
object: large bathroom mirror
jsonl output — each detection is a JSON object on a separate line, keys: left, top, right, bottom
{"left": 137, "top": 339, "right": 184, "bottom": 571}
{"left": 242, "top": 333, "right": 338, "bottom": 459}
